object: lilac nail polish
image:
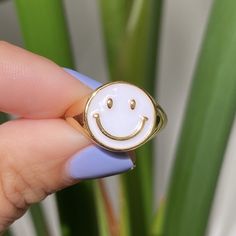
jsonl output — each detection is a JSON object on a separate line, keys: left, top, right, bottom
{"left": 68, "top": 146, "right": 134, "bottom": 180}
{"left": 64, "top": 68, "right": 102, "bottom": 89}
{"left": 64, "top": 68, "right": 135, "bottom": 179}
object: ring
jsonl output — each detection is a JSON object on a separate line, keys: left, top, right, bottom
{"left": 65, "top": 81, "right": 167, "bottom": 152}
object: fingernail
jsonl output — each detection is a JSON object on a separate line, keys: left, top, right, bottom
{"left": 64, "top": 68, "right": 135, "bottom": 179}
{"left": 64, "top": 68, "right": 102, "bottom": 89}
{"left": 68, "top": 146, "right": 135, "bottom": 180}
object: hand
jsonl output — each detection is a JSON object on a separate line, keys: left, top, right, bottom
{"left": 0, "top": 41, "right": 134, "bottom": 233}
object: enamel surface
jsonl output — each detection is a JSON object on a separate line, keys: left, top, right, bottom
{"left": 85, "top": 82, "right": 156, "bottom": 151}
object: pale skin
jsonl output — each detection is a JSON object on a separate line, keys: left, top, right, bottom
{"left": 0, "top": 41, "right": 94, "bottom": 233}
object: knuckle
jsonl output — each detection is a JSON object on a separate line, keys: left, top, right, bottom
{"left": 1, "top": 168, "right": 29, "bottom": 210}
{"left": 0, "top": 149, "right": 27, "bottom": 210}
{"left": 0, "top": 150, "right": 46, "bottom": 218}
{"left": 0, "top": 214, "right": 16, "bottom": 234}
{"left": 0, "top": 143, "right": 48, "bottom": 232}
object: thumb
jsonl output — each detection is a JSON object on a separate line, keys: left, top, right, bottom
{"left": 0, "top": 119, "right": 88, "bottom": 231}
{"left": 0, "top": 118, "right": 133, "bottom": 232}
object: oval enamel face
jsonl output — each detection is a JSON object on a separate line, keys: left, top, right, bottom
{"left": 84, "top": 82, "right": 156, "bottom": 151}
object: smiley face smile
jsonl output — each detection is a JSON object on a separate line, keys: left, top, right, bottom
{"left": 93, "top": 113, "right": 148, "bottom": 141}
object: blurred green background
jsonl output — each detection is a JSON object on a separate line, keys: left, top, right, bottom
{"left": 1, "top": 0, "right": 236, "bottom": 236}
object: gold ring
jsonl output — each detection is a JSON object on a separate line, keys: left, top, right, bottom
{"left": 65, "top": 81, "right": 167, "bottom": 152}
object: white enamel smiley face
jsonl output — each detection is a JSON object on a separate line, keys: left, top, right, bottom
{"left": 85, "top": 82, "right": 156, "bottom": 151}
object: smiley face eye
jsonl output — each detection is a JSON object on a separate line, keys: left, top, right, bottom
{"left": 107, "top": 98, "right": 113, "bottom": 109}
{"left": 130, "top": 99, "right": 136, "bottom": 110}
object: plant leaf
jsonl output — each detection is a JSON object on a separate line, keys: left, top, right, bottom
{"left": 99, "top": 0, "right": 133, "bottom": 79}
{"left": 14, "top": 0, "right": 74, "bottom": 67}
{"left": 0, "top": 113, "right": 8, "bottom": 124}
{"left": 99, "top": 0, "right": 163, "bottom": 235}
{"left": 93, "top": 181, "right": 109, "bottom": 236}
{"left": 163, "top": 0, "right": 236, "bottom": 235}
{"left": 150, "top": 199, "right": 165, "bottom": 236}
{"left": 93, "top": 180, "right": 119, "bottom": 236}
{"left": 30, "top": 204, "right": 50, "bottom": 236}
{"left": 3, "top": 229, "right": 13, "bottom": 236}
{"left": 57, "top": 183, "right": 98, "bottom": 236}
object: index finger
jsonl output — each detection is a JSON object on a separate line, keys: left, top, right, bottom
{"left": 0, "top": 41, "right": 91, "bottom": 118}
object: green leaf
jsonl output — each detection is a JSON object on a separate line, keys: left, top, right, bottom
{"left": 116, "top": 0, "right": 162, "bottom": 93}
{"left": 14, "top": 0, "right": 74, "bottom": 67}
{"left": 120, "top": 144, "right": 153, "bottom": 236}
{"left": 93, "top": 180, "right": 118, "bottom": 236}
{"left": 163, "top": 0, "right": 236, "bottom": 235}
{"left": 99, "top": 0, "right": 133, "bottom": 78}
{"left": 30, "top": 204, "right": 50, "bottom": 236}
{"left": 100, "top": 1, "right": 163, "bottom": 235}
{"left": 119, "top": 180, "right": 131, "bottom": 236}
{"left": 0, "top": 113, "right": 9, "bottom": 124}
{"left": 150, "top": 199, "right": 165, "bottom": 236}
{"left": 3, "top": 229, "right": 13, "bottom": 236}
{"left": 93, "top": 181, "right": 110, "bottom": 236}
{"left": 57, "top": 183, "right": 98, "bottom": 236}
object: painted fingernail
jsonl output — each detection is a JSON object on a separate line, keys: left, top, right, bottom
{"left": 64, "top": 68, "right": 102, "bottom": 89}
{"left": 68, "top": 146, "right": 135, "bottom": 179}
{"left": 64, "top": 68, "right": 135, "bottom": 179}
